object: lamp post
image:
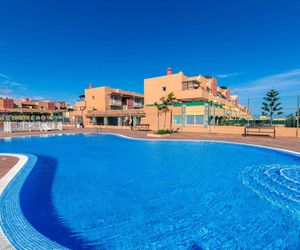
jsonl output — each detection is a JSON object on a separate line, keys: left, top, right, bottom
{"left": 213, "top": 100, "right": 217, "bottom": 128}
{"left": 92, "top": 108, "right": 96, "bottom": 129}
{"left": 247, "top": 98, "right": 250, "bottom": 126}
{"left": 80, "top": 106, "right": 85, "bottom": 127}
{"left": 297, "top": 95, "right": 299, "bottom": 138}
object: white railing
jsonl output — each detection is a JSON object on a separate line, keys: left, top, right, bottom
{"left": 3, "top": 121, "right": 63, "bottom": 133}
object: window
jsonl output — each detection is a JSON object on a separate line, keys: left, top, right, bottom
{"left": 195, "top": 115, "right": 204, "bottom": 124}
{"left": 92, "top": 96, "right": 95, "bottom": 100}
{"left": 162, "top": 86, "right": 166, "bottom": 92}
{"left": 173, "top": 115, "right": 182, "bottom": 125}
{"left": 186, "top": 115, "right": 204, "bottom": 125}
{"left": 187, "top": 115, "right": 195, "bottom": 124}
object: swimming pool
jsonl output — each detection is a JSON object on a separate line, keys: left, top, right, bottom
{"left": 0, "top": 134, "right": 299, "bottom": 249}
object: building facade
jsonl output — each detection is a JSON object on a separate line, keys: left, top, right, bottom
{"left": 143, "top": 68, "right": 252, "bottom": 130}
{"left": 71, "top": 85, "right": 144, "bottom": 127}
{"left": 71, "top": 68, "right": 251, "bottom": 130}
{"left": 0, "top": 97, "right": 72, "bottom": 125}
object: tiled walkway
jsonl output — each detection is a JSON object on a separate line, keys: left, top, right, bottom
{"left": 0, "top": 155, "right": 19, "bottom": 178}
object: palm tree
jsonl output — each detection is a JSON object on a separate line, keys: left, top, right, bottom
{"left": 155, "top": 92, "right": 177, "bottom": 131}
{"left": 261, "top": 89, "right": 283, "bottom": 125}
{"left": 154, "top": 102, "right": 163, "bottom": 131}
{"left": 165, "top": 92, "right": 177, "bottom": 130}
{"left": 162, "top": 105, "right": 169, "bottom": 129}
{"left": 159, "top": 92, "right": 178, "bottom": 130}
{"left": 159, "top": 96, "right": 168, "bottom": 129}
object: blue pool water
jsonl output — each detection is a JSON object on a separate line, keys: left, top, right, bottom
{"left": 0, "top": 134, "right": 300, "bottom": 249}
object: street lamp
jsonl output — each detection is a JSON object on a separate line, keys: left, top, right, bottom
{"left": 213, "top": 100, "right": 217, "bottom": 128}
{"left": 80, "top": 106, "right": 85, "bottom": 127}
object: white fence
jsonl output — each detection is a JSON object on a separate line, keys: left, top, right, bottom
{"left": 3, "top": 122, "right": 63, "bottom": 133}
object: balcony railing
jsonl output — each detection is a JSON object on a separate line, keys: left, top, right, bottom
{"left": 87, "top": 108, "right": 145, "bottom": 117}
{"left": 182, "top": 80, "right": 201, "bottom": 91}
{"left": 133, "top": 103, "right": 143, "bottom": 108}
{"left": 110, "top": 100, "right": 122, "bottom": 105}
{"left": 177, "top": 87, "right": 211, "bottom": 101}
{"left": 0, "top": 108, "right": 54, "bottom": 113}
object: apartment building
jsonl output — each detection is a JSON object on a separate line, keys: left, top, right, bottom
{"left": 72, "top": 85, "right": 144, "bottom": 127}
{"left": 143, "top": 68, "right": 251, "bottom": 130}
{"left": 0, "top": 97, "right": 72, "bottom": 123}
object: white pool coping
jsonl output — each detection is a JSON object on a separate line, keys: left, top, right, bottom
{"left": 97, "top": 132, "right": 300, "bottom": 157}
{"left": 0, "top": 153, "right": 28, "bottom": 250}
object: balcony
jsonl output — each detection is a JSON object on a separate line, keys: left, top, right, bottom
{"left": 110, "top": 99, "right": 122, "bottom": 106}
{"left": 86, "top": 108, "right": 145, "bottom": 117}
{"left": 177, "top": 87, "right": 211, "bottom": 101}
{"left": 0, "top": 107, "right": 53, "bottom": 114}
{"left": 133, "top": 102, "right": 143, "bottom": 108}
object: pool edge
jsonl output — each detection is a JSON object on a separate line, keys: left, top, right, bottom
{"left": 98, "top": 132, "right": 300, "bottom": 157}
{"left": 0, "top": 153, "right": 28, "bottom": 250}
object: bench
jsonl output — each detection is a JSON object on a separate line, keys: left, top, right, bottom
{"left": 133, "top": 124, "right": 150, "bottom": 131}
{"left": 243, "top": 126, "right": 276, "bottom": 138}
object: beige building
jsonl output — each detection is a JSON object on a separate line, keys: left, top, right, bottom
{"left": 0, "top": 97, "right": 72, "bottom": 124}
{"left": 72, "top": 85, "right": 144, "bottom": 127}
{"left": 143, "top": 68, "right": 251, "bottom": 130}
{"left": 72, "top": 69, "right": 251, "bottom": 130}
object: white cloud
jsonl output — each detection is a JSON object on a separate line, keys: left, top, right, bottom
{"left": 0, "top": 73, "right": 10, "bottom": 79}
{"left": 0, "top": 72, "right": 57, "bottom": 101}
{"left": 0, "top": 73, "right": 27, "bottom": 99}
{"left": 236, "top": 69, "right": 300, "bottom": 98}
{"left": 0, "top": 87, "right": 13, "bottom": 95}
{"left": 217, "top": 73, "right": 241, "bottom": 78}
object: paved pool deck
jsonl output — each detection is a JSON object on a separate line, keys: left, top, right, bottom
{"left": 0, "top": 154, "right": 28, "bottom": 249}
{"left": 0, "top": 156, "right": 19, "bottom": 179}
{"left": 0, "top": 127, "right": 299, "bottom": 153}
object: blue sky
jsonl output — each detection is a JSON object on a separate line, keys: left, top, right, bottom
{"left": 0, "top": 0, "right": 300, "bottom": 108}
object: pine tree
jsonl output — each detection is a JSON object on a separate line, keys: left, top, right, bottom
{"left": 261, "top": 89, "right": 283, "bottom": 125}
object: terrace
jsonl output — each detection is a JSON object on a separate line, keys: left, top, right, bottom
{"left": 86, "top": 108, "right": 145, "bottom": 117}
{"left": 109, "top": 94, "right": 143, "bottom": 109}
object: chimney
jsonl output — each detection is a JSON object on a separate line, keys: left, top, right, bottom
{"left": 89, "top": 83, "right": 93, "bottom": 89}
{"left": 167, "top": 68, "right": 172, "bottom": 75}
{"left": 211, "top": 78, "right": 217, "bottom": 97}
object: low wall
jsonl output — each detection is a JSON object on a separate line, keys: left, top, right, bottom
{"left": 176, "top": 125, "right": 298, "bottom": 138}
{"left": 85, "top": 125, "right": 132, "bottom": 130}
{"left": 84, "top": 124, "right": 299, "bottom": 138}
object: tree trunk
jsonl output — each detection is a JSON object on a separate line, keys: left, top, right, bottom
{"left": 157, "top": 111, "right": 160, "bottom": 131}
{"left": 270, "top": 116, "right": 273, "bottom": 126}
{"left": 170, "top": 109, "right": 173, "bottom": 130}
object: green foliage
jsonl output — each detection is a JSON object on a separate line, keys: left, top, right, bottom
{"left": 155, "top": 92, "right": 177, "bottom": 130}
{"left": 154, "top": 101, "right": 164, "bottom": 130}
{"left": 285, "top": 112, "right": 299, "bottom": 127}
{"left": 285, "top": 116, "right": 296, "bottom": 127}
{"left": 154, "top": 101, "right": 163, "bottom": 111}
{"left": 155, "top": 129, "right": 174, "bottom": 134}
{"left": 219, "top": 119, "right": 234, "bottom": 126}
{"left": 261, "top": 89, "right": 283, "bottom": 124}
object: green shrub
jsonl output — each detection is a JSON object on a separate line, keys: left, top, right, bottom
{"left": 156, "top": 129, "right": 173, "bottom": 134}
{"left": 285, "top": 115, "right": 299, "bottom": 127}
{"left": 219, "top": 119, "right": 234, "bottom": 126}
